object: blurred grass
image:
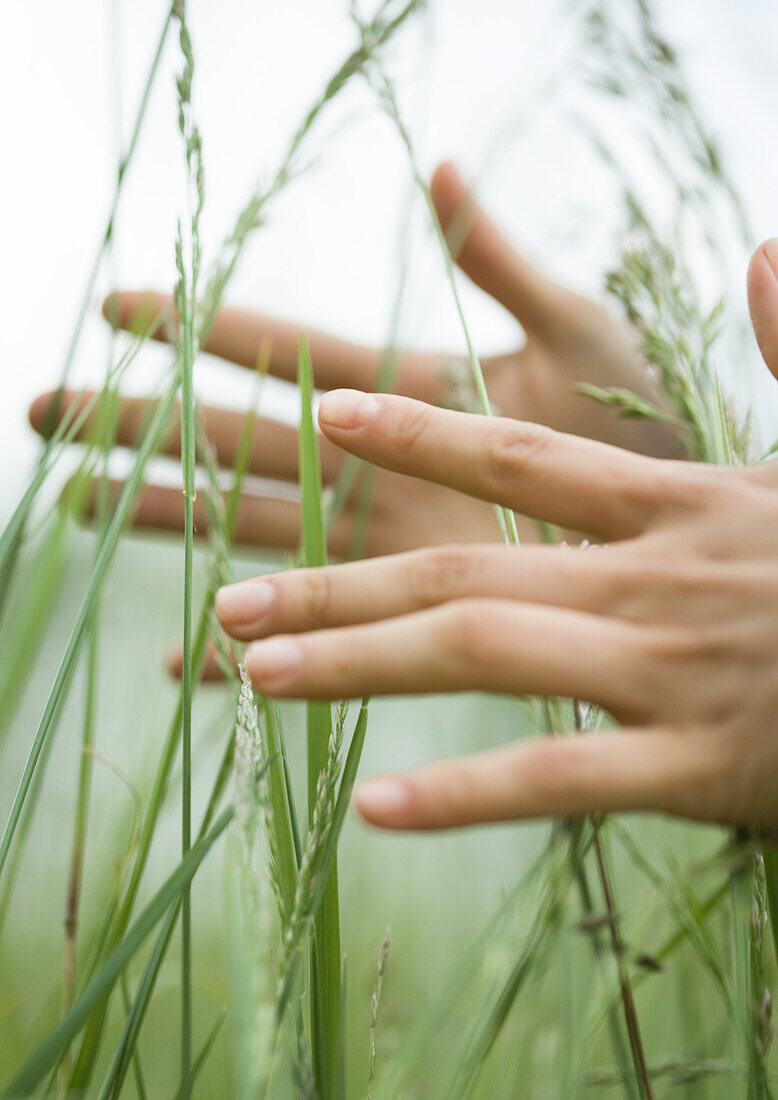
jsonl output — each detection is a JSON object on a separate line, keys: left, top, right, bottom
{"left": 3, "top": 524, "right": 772, "bottom": 1095}
{"left": 0, "top": 525, "right": 548, "bottom": 1090}
{"left": 2, "top": 2, "right": 778, "bottom": 1095}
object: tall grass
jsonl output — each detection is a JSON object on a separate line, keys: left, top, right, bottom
{"left": 1, "top": 2, "right": 776, "bottom": 1098}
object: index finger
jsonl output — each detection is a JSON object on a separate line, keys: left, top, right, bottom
{"left": 318, "top": 389, "right": 696, "bottom": 540}
{"left": 103, "top": 291, "right": 447, "bottom": 403}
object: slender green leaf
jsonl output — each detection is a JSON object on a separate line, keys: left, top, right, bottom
{"left": 298, "top": 332, "right": 341, "bottom": 1098}
{"left": 3, "top": 809, "right": 231, "bottom": 1097}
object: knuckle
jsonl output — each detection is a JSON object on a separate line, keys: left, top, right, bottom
{"left": 641, "top": 627, "right": 702, "bottom": 670}
{"left": 481, "top": 420, "right": 552, "bottom": 487}
{"left": 410, "top": 547, "right": 480, "bottom": 606}
{"left": 659, "top": 731, "right": 734, "bottom": 822}
{"left": 638, "top": 626, "right": 739, "bottom": 723}
{"left": 393, "top": 402, "right": 432, "bottom": 457}
{"left": 426, "top": 760, "right": 473, "bottom": 824}
{"left": 658, "top": 464, "right": 722, "bottom": 517}
{"left": 438, "top": 599, "right": 501, "bottom": 661}
{"left": 514, "top": 739, "right": 587, "bottom": 808}
{"left": 298, "top": 569, "right": 333, "bottom": 624}
{"left": 605, "top": 547, "right": 716, "bottom": 621}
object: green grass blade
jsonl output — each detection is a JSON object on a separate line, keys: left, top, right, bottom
{"left": 0, "top": 309, "right": 166, "bottom": 581}
{"left": 729, "top": 852, "right": 754, "bottom": 1095}
{"left": 171, "top": 1007, "right": 227, "bottom": 1100}
{"left": 172, "top": 3, "right": 205, "bottom": 1086}
{"left": 71, "top": 380, "right": 254, "bottom": 1089}
{"left": 96, "top": 911, "right": 178, "bottom": 1100}
{"left": 3, "top": 808, "right": 231, "bottom": 1097}
{"left": 298, "top": 332, "right": 341, "bottom": 1098}
{"left": 0, "top": 374, "right": 181, "bottom": 884}
{"left": 310, "top": 699, "right": 369, "bottom": 933}
{"left": 275, "top": 700, "right": 370, "bottom": 1025}
{"left": 95, "top": 734, "right": 248, "bottom": 1100}
{"left": 447, "top": 869, "right": 565, "bottom": 1100}
{"left": 763, "top": 847, "right": 778, "bottom": 968}
{"left": 275, "top": 701, "right": 303, "bottom": 865}
{"left": 298, "top": 333, "right": 327, "bottom": 571}
{"left": 261, "top": 698, "right": 300, "bottom": 918}
{"left": 120, "top": 972, "right": 149, "bottom": 1100}
{"left": 0, "top": 511, "right": 72, "bottom": 745}
{"left": 69, "top": 584, "right": 218, "bottom": 1089}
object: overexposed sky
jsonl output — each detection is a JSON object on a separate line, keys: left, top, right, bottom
{"left": 1, "top": 0, "right": 778, "bottom": 514}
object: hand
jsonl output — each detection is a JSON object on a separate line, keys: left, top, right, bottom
{"left": 212, "top": 241, "right": 778, "bottom": 832}
{"left": 29, "top": 163, "right": 682, "bottom": 561}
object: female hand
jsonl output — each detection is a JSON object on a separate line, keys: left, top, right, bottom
{"left": 29, "top": 163, "right": 682, "bottom": 559}
{"left": 213, "top": 241, "right": 778, "bottom": 832}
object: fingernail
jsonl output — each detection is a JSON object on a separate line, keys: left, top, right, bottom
{"left": 355, "top": 777, "right": 410, "bottom": 822}
{"left": 247, "top": 638, "right": 303, "bottom": 684}
{"left": 319, "top": 389, "right": 379, "bottom": 430}
{"left": 216, "top": 580, "right": 275, "bottom": 625}
{"left": 762, "top": 239, "right": 778, "bottom": 279}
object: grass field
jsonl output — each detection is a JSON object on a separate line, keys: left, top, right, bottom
{"left": 1, "top": 2, "right": 777, "bottom": 1097}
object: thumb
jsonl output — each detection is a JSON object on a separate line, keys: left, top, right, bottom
{"left": 747, "top": 239, "right": 778, "bottom": 381}
{"left": 429, "top": 161, "right": 565, "bottom": 335}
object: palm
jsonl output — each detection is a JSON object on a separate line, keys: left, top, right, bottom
{"left": 30, "top": 163, "right": 682, "bottom": 560}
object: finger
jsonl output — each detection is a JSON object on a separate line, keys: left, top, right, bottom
{"left": 102, "top": 291, "right": 446, "bottom": 404}
{"left": 165, "top": 640, "right": 231, "bottom": 682}
{"left": 215, "top": 544, "right": 620, "bottom": 641}
{"left": 352, "top": 728, "right": 703, "bottom": 830}
{"left": 245, "top": 598, "right": 647, "bottom": 721}
{"left": 29, "top": 389, "right": 345, "bottom": 484}
{"left": 318, "top": 390, "right": 681, "bottom": 540}
{"left": 747, "top": 239, "right": 778, "bottom": 382}
{"left": 77, "top": 479, "right": 354, "bottom": 557}
{"left": 430, "top": 162, "right": 570, "bottom": 335}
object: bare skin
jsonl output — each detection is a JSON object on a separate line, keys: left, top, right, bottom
{"left": 213, "top": 240, "right": 778, "bottom": 833}
{"left": 29, "top": 163, "right": 684, "bottom": 679}
{"left": 29, "top": 162, "right": 681, "bottom": 561}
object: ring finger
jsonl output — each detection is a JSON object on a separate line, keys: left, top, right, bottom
{"left": 244, "top": 597, "right": 648, "bottom": 722}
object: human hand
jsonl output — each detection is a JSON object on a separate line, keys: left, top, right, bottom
{"left": 213, "top": 241, "right": 778, "bottom": 832}
{"left": 29, "top": 163, "right": 682, "bottom": 561}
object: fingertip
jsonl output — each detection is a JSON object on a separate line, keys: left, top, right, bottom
{"left": 246, "top": 636, "right": 303, "bottom": 692}
{"left": 215, "top": 578, "right": 275, "bottom": 631}
{"left": 747, "top": 239, "right": 778, "bottom": 381}
{"left": 318, "top": 389, "right": 379, "bottom": 432}
{"left": 429, "top": 161, "right": 468, "bottom": 226}
{"left": 747, "top": 238, "right": 778, "bottom": 281}
{"left": 58, "top": 472, "right": 96, "bottom": 520}
{"left": 102, "top": 291, "right": 122, "bottom": 328}
{"left": 28, "top": 390, "right": 58, "bottom": 437}
{"left": 353, "top": 775, "right": 413, "bottom": 829}
{"left": 164, "top": 644, "right": 183, "bottom": 680}
{"left": 430, "top": 160, "right": 464, "bottom": 199}
{"left": 165, "top": 641, "right": 229, "bottom": 682}
{"left": 101, "top": 290, "right": 169, "bottom": 335}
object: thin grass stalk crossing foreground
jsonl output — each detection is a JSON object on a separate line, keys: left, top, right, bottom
{"left": 25, "top": 10, "right": 420, "bottom": 1092}
{"left": 4, "top": 4, "right": 777, "bottom": 1097}
{"left": 298, "top": 334, "right": 343, "bottom": 1099}
{"left": 0, "top": 374, "right": 181, "bottom": 885}
{"left": 365, "top": 58, "right": 519, "bottom": 545}
{"left": 172, "top": 1, "right": 205, "bottom": 1091}
{"left": 3, "top": 809, "right": 233, "bottom": 1097}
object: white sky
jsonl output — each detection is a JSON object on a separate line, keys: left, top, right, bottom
{"left": 1, "top": 0, "right": 777, "bottom": 512}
